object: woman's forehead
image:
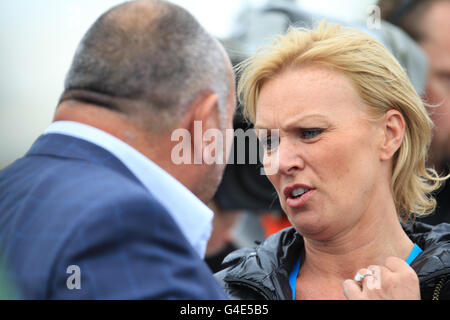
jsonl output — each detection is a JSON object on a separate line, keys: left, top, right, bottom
{"left": 255, "top": 66, "right": 367, "bottom": 128}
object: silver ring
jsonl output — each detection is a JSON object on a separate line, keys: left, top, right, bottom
{"left": 354, "top": 271, "right": 373, "bottom": 282}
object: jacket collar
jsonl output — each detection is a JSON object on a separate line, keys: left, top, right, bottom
{"left": 222, "top": 227, "right": 302, "bottom": 300}
{"left": 26, "top": 133, "right": 139, "bottom": 184}
{"left": 403, "top": 221, "right": 450, "bottom": 281}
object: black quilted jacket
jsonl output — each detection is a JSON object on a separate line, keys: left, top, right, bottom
{"left": 215, "top": 222, "right": 450, "bottom": 300}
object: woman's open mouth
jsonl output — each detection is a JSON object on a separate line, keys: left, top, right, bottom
{"left": 284, "top": 185, "right": 315, "bottom": 208}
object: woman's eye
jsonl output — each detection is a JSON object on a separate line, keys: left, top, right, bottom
{"left": 300, "top": 128, "right": 323, "bottom": 140}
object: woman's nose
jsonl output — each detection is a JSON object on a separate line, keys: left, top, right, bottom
{"left": 276, "top": 139, "right": 305, "bottom": 175}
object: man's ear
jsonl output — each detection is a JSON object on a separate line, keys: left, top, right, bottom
{"left": 183, "top": 92, "right": 220, "bottom": 164}
{"left": 191, "top": 92, "right": 220, "bottom": 131}
{"left": 379, "top": 109, "right": 406, "bottom": 161}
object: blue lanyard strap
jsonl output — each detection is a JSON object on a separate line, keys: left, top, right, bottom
{"left": 406, "top": 243, "right": 423, "bottom": 265}
{"left": 289, "top": 243, "right": 422, "bottom": 300}
{"left": 289, "top": 257, "right": 301, "bottom": 300}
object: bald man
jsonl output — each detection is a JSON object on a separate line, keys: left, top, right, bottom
{"left": 0, "top": 0, "right": 235, "bottom": 299}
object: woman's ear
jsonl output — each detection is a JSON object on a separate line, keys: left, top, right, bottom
{"left": 379, "top": 109, "right": 406, "bottom": 161}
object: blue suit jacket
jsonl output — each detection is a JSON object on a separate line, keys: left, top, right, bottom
{"left": 0, "top": 133, "right": 226, "bottom": 299}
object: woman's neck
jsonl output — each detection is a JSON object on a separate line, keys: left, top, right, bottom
{"left": 300, "top": 203, "right": 414, "bottom": 282}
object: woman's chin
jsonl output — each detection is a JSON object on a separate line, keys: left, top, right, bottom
{"left": 288, "top": 211, "right": 326, "bottom": 237}
{"left": 288, "top": 212, "right": 339, "bottom": 241}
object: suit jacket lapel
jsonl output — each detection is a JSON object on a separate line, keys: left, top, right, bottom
{"left": 26, "top": 133, "right": 141, "bottom": 184}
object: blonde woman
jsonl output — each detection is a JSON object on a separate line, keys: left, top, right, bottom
{"left": 215, "top": 21, "right": 450, "bottom": 300}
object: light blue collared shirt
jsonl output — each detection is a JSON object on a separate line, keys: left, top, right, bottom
{"left": 44, "top": 121, "right": 213, "bottom": 258}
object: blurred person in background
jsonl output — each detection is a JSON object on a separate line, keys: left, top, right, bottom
{"left": 216, "top": 22, "right": 450, "bottom": 300}
{"left": 0, "top": 0, "right": 235, "bottom": 299}
{"left": 379, "top": 0, "right": 450, "bottom": 224}
{"left": 204, "top": 111, "right": 286, "bottom": 256}
{"left": 204, "top": 113, "right": 284, "bottom": 272}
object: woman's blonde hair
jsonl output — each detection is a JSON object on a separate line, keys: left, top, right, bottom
{"left": 237, "top": 21, "right": 446, "bottom": 222}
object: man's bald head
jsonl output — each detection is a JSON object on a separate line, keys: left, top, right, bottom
{"left": 61, "top": 0, "right": 232, "bottom": 131}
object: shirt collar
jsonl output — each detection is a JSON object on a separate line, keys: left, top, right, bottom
{"left": 44, "top": 121, "right": 213, "bottom": 257}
